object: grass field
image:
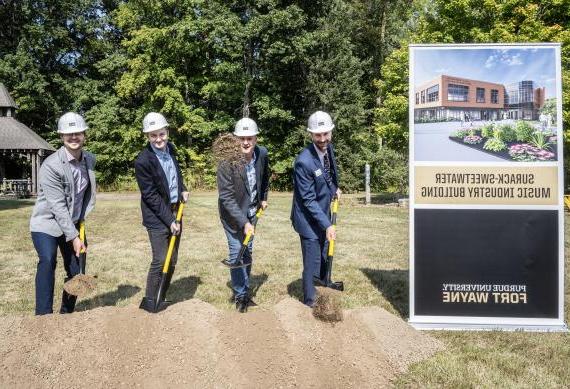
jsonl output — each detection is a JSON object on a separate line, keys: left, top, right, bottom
{"left": 0, "top": 192, "right": 568, "bottom": 387}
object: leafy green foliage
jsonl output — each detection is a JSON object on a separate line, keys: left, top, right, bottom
{"left": 515, "top": 120, "right": 536, "bottom": 142}
{"left": 494, "top": 124, "right": 516, "bottom": 142}
{"left": 480, "top": 124, "right": 494, "bottom": 138}
{"left": 483, "top": 138, "right": 506, "bottom": 152}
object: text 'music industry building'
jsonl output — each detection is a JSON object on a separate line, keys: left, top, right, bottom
{"left": 414, "top": 74, "right": 545, "bottom": 122}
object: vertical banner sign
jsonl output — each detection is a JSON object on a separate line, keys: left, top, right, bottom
{"left": 409, "top": 44, "right": 566, "bottom": 331}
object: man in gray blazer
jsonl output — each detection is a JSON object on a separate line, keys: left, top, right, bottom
{"left": 30, "top": 112, "right": 96, "bottom": 315}
{"left": 217, "top": 118, "right": 269, "bottom": 313}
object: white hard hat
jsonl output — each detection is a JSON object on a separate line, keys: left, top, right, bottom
{"left": 142, "top": 112, "right": 169, "bottom": 133}
{"left": 233, "top": 117, "right": 259, "bottom": 137}
{"left": 307, "top": 111, "right": 334, "bottom": 133}
{"left": 57, "top": 112, "right": 88, "bottom": 134}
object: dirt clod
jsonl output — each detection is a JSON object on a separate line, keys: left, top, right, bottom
{"left": 313, "top": 286, "right": 343, "bottom": 322}
{"left": 212, "top": 133, "right": 245, "bottom": 167}
{"left": 63, "top": 275, "right": 97, "bottom": 297}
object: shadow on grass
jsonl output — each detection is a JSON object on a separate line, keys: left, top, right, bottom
{"left": 286, "top": 278, "right": 303, "bottom": 302}
{"left": 361, "top": 268, "right": 409, "bottom": 318}
{"left": 355, "top": 193, "right": 405, "bottom": 205}
{"left": 167, "top": 275, "right": 201, "bottom": 304}
{"left": 0, "top": 199, "right": 35, "bottom": 210}
{"left": 225, "top": 273, "right": 268, "bottom": 301}
{"left": 76, "top": 284, "right": 141, "bottom": 311}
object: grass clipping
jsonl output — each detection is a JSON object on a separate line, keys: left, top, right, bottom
{"left": 313, "top": 286, "right": 343, "bottom": 322}
{"left": 212, "top": 133, "right": 245, "bottom": 168}
{"left": 63, "top": 275, "right": 97, "bottom": 297}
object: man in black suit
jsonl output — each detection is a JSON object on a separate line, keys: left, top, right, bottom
{"left": 134, "top": 112, "right": 189, "bottom": 312}
{"left": 217, "top": 117, "right": 269, "bottom": 312}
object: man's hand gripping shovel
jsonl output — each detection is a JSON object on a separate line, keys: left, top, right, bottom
{"left": 221, "top": 207, "right": 264, "bottom": 269}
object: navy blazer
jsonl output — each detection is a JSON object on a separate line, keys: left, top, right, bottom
{"left": 290, "top": 143, "right": 339, "bottom": 239}
{"left": 217, "top": 145, "right": 270, "bottom": 234}
{"left": 134, "top": 143, "right": 187, "bottom": 230}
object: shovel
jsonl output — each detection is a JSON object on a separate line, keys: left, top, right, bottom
{"left": 221, "top": 207, "right": 264, "bottom": 269}
{"left": 63, "top": 221, "right": 97, "bottom": 297}
{"left": 140, "top": 201, "right": 185, "bottom": 313}
{"left": 314, "top": 196, "right": 344, "bottom": 291}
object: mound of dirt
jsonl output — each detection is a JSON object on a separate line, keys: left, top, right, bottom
{"left": 0, "top": 298, "right": 443, "bottom": 388}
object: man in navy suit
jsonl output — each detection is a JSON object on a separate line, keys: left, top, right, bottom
{"left": 291, "top": 111, "right": 341, "bottom": 307}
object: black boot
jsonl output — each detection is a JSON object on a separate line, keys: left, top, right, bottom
{"left": 60, "top": 278, "right": 77, "bottom": 314}
{"left": 235, "top": 296, "right": 248, "bottom": 313}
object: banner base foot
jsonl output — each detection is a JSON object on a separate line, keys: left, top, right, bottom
{"left": 409, "top": 322, "right": 568, "bottom": 332}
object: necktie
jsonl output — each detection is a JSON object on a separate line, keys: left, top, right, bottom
{"left": 323, "top": 152, "right": 332, "bottom": 186}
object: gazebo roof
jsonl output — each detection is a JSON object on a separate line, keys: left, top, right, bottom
{"left": 0, "top": 83, "right": 18, "bottom": 109}
{"left": 0, "top": 117, "right": 55, "bottom": 151}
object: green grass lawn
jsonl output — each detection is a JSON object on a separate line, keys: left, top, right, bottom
{"left": 0, "top": 192, "right": 568, "bottom": 387}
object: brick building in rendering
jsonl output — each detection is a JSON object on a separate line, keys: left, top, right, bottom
{"left": 414, "top": 75, "right": 545, "bottom": 122}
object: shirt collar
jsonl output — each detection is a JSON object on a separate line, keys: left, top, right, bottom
{"left": 313, "top": 143, "right": 327, "bottom": 158}
{"left": 64, "top": 147, "right": 82, "bottom": 163}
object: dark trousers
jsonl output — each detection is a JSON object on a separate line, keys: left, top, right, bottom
{"left": 32, "top": 231, "right": 81, "bottom": 315}
{"left": 145, "top": 226, "right": 181, "bottom": 299}
{"left": 300, "top": 235, "right": 329, "bottom": 307}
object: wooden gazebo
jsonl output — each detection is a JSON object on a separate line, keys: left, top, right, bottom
{"left": 0, "top": 83, "right": 55, "bottom": 196}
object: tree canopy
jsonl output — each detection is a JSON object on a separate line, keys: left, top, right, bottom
{"left": 1, "top": 0, "right": 568, "bottom": 192}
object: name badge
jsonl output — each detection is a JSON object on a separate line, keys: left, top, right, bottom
{"left": 314, "top": 169, "right": 322, "bottom": 177}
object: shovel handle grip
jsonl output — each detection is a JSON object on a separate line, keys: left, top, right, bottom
{"left": 79, "top": 221, "right": 86, "bottom": 254}
{"left": 242, "top": 207, "right": 264, "bottom": 245}
{"left": 162, "top": 202, "right": 185, "bottom": 274}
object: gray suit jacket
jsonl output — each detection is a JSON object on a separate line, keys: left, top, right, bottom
{"left": 217, "top": 145, "right": 269, "bottom": 233}
{"left": 30, "top": 146, "right": 96, "bottom": 241}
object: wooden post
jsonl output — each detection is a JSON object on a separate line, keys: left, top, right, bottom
{"left": 365, "top": 163, "right": 371, "bottom": 205}
{"left": 31, "top": 153, "right": 37, "bottom": 194}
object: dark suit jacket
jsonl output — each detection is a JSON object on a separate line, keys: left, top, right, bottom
{"left": 217, "top": 145, "right": 270, "bottom": 233}
{"left": 290, "top": 143, "right": 339, "bottom": 239}
{"left": 134, "top": 143, "right": 187, "bottom": 230}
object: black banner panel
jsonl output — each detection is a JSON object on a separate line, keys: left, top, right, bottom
{"left": 414, "top": 209, "right": 558, "bottom": 318}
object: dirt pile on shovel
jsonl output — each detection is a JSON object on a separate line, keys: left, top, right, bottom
{"left": 0, "top": 298, "right": 444, "bottom": 388}
{"left": 212, "top": 133, "right": 245, "bottom": 167}
{"left": 313, "top": 286, "right": 343, "bottom": 322}
{"left": 63, "top": 275, "right": 97, "bottom": 297}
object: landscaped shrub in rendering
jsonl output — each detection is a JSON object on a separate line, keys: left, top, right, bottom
{"left": 452, "top": 129, "right": 470, "bottom": 138}
{"left": 495, "top": 124, "right": 516, "bottom": 142}
{"left": 528, "top": 132, "right": 552, "bottom": 151}
{"left": 515, "top": 121, "right": 535, "bottom": 142}
{"left": 481, "top": 124, "right": 494, "bottom": 138}
{"left": 483, "top": 137, "right": 507, "bottom": 152}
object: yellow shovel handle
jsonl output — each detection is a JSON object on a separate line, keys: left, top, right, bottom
{"left": 79, "top": 221, "right": 86, "bottom": 254}
{"left": 242, "top": 207, "right": 264, "bottom": 245}
{"left": 162, "top": 202, "right": 185, "bottom": 273}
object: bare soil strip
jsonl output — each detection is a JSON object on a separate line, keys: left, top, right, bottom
{"left": 0, "top": 298, "right": 443, "bottom": 388}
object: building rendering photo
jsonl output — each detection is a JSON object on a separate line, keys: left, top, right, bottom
{"left": 414, "top": 74, "right": 545, "bottom": 122}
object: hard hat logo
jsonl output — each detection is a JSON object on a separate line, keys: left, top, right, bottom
{"left": 307, "top": 111, "right": 334, "bottom": 134}
{"left": 57, "top": 112, "right": 88, "bottom": 134}
{"left": 234, "top": 118, "right": 259, "bottom": 137}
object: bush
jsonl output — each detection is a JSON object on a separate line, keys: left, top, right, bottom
{"left": 515, "top": 121, "right": 536, "bottom": 142}
{"left": 451, "top": 129, "right": 470, "bottom": 138}
{"left": 368, "top": 147, "right": 408, "bottom": 194}
{"left": 494, "top": 124, "right": 516, "bottom": 142}
{"left": 480, "top": 124, "right": 494, "bottom": 138}
{"left": 483, "top": 138, "right": 507, "bottom": 152}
